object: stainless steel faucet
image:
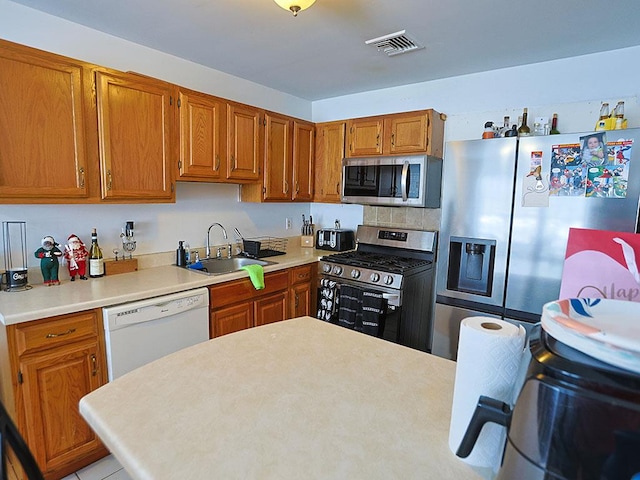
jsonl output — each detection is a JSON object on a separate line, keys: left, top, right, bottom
{"left": 206, "top": 223, "right": 232, "bottom": 259}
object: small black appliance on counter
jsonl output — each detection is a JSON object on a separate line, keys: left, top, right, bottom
{"left": 457, "top": 325, "right": 640, "bottom": 479}
{"left": 315, "top": 229, "right": 355, "bottom": 252}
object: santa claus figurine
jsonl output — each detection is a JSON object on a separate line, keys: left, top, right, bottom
{"left": 64, "top": 234, "right": 89, "bottom": 281}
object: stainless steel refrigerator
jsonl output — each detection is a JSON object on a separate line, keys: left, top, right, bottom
{"left": 432, "top": 129, "right": 640, "bottom": 360}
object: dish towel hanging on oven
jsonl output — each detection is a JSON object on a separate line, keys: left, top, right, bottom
{"left": 361, "top": 289, "right": 387, "bottom": 337}
{"left": 317, "top": 278, "right": 339, "bottom": 323}
{"left": 337, "top": 286, "right": 387, "bottom": 337}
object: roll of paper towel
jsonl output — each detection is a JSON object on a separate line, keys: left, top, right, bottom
{"left": 448, "top": 317, "right": 526, "bottom": 472}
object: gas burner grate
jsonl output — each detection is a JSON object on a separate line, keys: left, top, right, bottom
{"left": 322, "top": 251, "right": 431, "bottom": 274}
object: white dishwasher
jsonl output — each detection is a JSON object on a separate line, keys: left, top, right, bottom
{"left": 102, "top": 288, "right": 209, "bottom": 380}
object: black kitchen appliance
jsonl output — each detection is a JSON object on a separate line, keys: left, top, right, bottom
{"left": 457, "top": 325, "right": 640, "bottom": 479}
{"left": 317, "top": 225, "right": 437, "bottom": 352}
{"left": 315, "top": 229, "right": 355, "bottom": 252}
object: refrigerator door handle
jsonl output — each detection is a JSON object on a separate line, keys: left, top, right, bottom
{"left": 401, "top": 161, "right": 409, "bottom": 202}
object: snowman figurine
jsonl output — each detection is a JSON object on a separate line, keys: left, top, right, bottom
{"left": 34, "top": 236, "right": 62, "bottom": 286}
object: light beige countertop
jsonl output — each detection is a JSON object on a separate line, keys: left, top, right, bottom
{"left": 0, "top": 246, "right": 324, "bottom": 325}
{"left": 79, "top": 316, "right": 485, "bottom": 480}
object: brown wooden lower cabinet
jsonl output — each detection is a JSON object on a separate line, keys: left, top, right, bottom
{"left": 211, "top": 302, "right": 254, "bottom": 337}
{"left": 255, "top": 291, "right": 289, "bottom": 327}
{"left": 6, "top": 309, "right": 109, "bottom": 480}
{"left": 288, "top": 263, "right": 316, "bottom": 319}
{"left": 209, "top": 264, "right": 317, "bottom": 338}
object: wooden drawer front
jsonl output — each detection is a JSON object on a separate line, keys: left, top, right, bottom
{"left": 11, "top": 310, "right": 100, "bottom": 356}
{"left": 210, "top": 270, "right": 288, "bottom": 309}
{"left": 288, "top": 264, "right": 313, "bottom": 285}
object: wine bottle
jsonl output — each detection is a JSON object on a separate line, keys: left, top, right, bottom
{"left": 89, "top": 228, "right": 104, "bottom": 278}
{"left": 550, "top": 113, "right": 560, "bottom": 135}
{"left": 517, "top": 108, "right": 530, "bottom": 136}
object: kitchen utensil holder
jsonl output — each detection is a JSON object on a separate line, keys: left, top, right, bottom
{"left": 242, "top": 237, "right": 287, "bottom": 258}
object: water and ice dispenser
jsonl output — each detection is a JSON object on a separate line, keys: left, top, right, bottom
{"left": 446, "top": 236, "right": 496, "bottom": 296}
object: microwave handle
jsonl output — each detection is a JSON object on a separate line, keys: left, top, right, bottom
{"left": 401, "top": 161, "right": 409, "bottom": 202}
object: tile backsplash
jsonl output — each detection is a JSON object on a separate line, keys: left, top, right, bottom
{"left": 363, "top": 206, "right": 441, "bottom": 231}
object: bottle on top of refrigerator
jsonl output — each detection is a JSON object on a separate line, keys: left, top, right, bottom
{"left": 482, "top": 122, "right": 495, "bottom": 139}
{"left": 89, "top": 228, "right": 104, "bottom": 278}
{"left": 505, "top": 124, "right": 518, "bottom": 137}
{"left": 614, "top": 101, "right": 626, "bottom": 129}
{"left": 595, "top": 102, "right": 610, "bottom": 131}
{"left": 550, "top": 114, "right": 560, "bottom": 135}
{"left": 498, "top": 116, "right": 511, "bottom": 137}
{"left": 517, "top": 108, "right": 531, "bottom": 136}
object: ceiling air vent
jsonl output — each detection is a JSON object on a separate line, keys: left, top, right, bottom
{"left": 365, "top": 30, "right": 424, "bottom": 57}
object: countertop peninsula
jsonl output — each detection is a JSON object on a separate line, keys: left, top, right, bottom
{"left": 79, "top": 316, "right": 485, "bottom": 480}
{"left": 0, "top": 245, "right": 323, "bottom": 325}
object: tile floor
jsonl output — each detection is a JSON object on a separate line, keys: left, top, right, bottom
{"left": 61, "top": 455, "right": 132, "bottom": 480}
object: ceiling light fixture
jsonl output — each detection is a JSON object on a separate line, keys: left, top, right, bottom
{"left": 273, "top": 0, "right": 316, "bottom": 17}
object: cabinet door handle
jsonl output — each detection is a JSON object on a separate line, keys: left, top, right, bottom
{"left": 215, "top": 154, "right": 220, "bottom": 171}
{"left": 91, "top": 354, "right": 98, "bottom": 376}
{"left": 106, "top": 170, "right": 113, "bottom": 190}
{"left": 284, "top": 181, "right": 289, "bottom": 194}
{"left": 46, "top": 328, "right": 76, "bottom": 338}
{"left": 79, "top": 166, "right": 85, "bottom": 188}
{"left": 295, "top": 293, "right": 299, "bottom": 308}
{"left": 295, "top": 182, "right": 300, "bottom": 194}
{"left": 336, "top": 182, "right": 340, "bottom": 194}
{"left": 376, "top": 133, "right": 380, "bottom": 147}
{"left": 391, "top": 133, "right": 395, "bottom": 147}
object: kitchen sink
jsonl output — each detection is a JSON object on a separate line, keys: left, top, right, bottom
{"left": 184, "top": 256, "right": 275, "bottom": 276}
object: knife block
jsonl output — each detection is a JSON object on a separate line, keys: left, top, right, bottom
{"left": 301, "top": 235, "right": 314, "bottom": 248}
{"left": 104, "top": 258, "right": 138, "bottom": 275}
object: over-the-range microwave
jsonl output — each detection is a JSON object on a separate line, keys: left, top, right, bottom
{"left": 341, "top": 155, "right": 442, "bottom": 207}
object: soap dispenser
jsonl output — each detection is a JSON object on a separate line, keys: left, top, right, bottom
{"left": 176, "top": 241, "right": 187, "bottom": 267}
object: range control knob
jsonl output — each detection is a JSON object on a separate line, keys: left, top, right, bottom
{"left": 383, "top": 275, "right": 394, "bottom": 285}
{"left": 370, "top": 272, "right": 380, "bottom": 283}
{"left": 350, "top": 269, "right": 361, "bottom": 279}
{"left": 322, "top": 264, "right": 332, "bottom": 273}
{"left": 332, "top": 265, "right": 343, "bottom": 275}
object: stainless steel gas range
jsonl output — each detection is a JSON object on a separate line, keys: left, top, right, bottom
{"left": 317, "top": 225, "right": 437, "bottom": 352}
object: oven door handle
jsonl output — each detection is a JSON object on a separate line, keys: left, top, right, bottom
{"left": 382, "top": 292, "right": 400, "bottom": 303}
{"left": 401, "top": 161, "right": 409, "bottom": 202}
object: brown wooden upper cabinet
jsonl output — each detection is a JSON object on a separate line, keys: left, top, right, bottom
{"left": 262, "top": 112, "right": 292, "bottom": 201}
{"left": 346, "top": 109, "right": 444, "bottom": 158}
{"left": 95, "top": 70, "right": 176, "bottom": 202}
{"left": 177, "top": 88, "right": 226, "bottom": 182}
{"left": 314, "top": 121, "right": 346, "bottom": 204}
{"left": 292, "top": 120, "right": 315, "bottom": 201}
{"left": 227, "top": 102, "right": 262, "bottom": 182}
{"left": 241, "top": 113, "right": 314, "bottom": 202}
{"left": 0, "top": 40, "right": 92, "bottom": 202}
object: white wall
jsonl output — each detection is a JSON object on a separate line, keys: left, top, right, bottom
{"left": 0, "top": 0, "right": 312, "bottom": 119}
{"left": 313, "top": 47, "right": 640, "bottom": 142}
